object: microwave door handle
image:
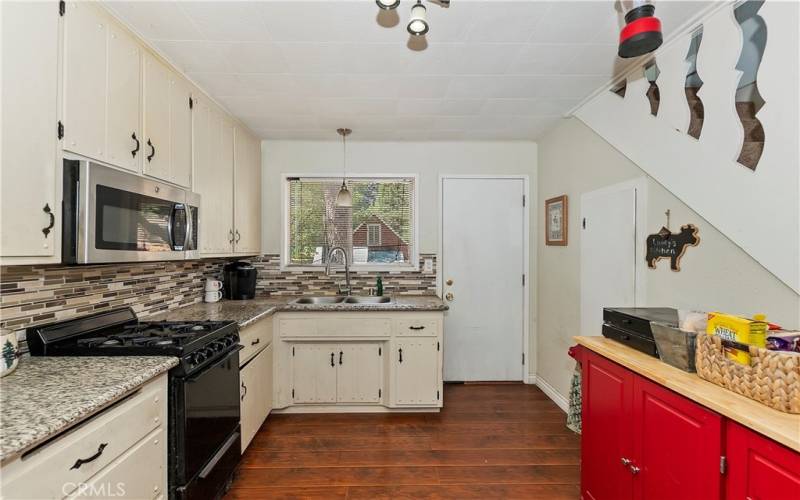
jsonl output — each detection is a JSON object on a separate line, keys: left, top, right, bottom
{"left": 167, "top": 204, "right": 176, "bottom": 250}
{"left": 185, "top": 207, "right": 192, "bottom": 250}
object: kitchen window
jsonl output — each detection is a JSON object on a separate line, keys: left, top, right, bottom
{"left": 284, "top": 175, "right": 417, "bottom": 269}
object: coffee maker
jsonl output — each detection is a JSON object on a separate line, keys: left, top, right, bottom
{"left": 222, "top": 261, "right": 257, "bottom": 300}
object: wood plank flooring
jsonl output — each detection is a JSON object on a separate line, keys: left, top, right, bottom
{"left": 226, "top": 383, "right": 580, "bottom": 499}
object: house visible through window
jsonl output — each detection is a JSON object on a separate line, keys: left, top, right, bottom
{"left": 286, "top": 176, "right": 416, "bottom": 266}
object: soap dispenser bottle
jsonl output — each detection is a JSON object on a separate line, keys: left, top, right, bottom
{"left": 376, "top": 275, "right": 384, "bottom": 296}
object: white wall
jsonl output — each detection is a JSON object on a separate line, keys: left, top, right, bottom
{"left": 261, "top": 140, "right": 539, "bottom": 376}
{"left": 537, "top": 117, "right": 800, "bottom": 401}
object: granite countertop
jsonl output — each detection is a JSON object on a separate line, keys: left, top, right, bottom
{"left": 0, "top": 356, "right": 178, "bottom": 462}
{"left": 575, "top": 336, "right": 800, "bottom": 453}
{"left": 148, "top": 295, "right": 448, "bottom": 327}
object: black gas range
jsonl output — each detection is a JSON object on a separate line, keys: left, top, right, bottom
{"left": 27, "top": 307, "right": 242, "bottom": 500}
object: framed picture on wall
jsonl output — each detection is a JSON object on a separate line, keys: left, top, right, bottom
{"left": 545, "top": 195, "right": 568, "bottom": 246}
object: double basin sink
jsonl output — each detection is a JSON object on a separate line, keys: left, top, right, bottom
{"left": 291, "top": 296, "right": 393, "bottom": 305}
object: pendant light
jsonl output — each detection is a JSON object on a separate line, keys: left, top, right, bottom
{"left": 407, "top": 1, "right": 429, "bottom": 36}
{"left": 376, "top": 0, "right": 400, "bottom": 10}
{"left": 335, "top": 128, "right": 352, "bottom": 207}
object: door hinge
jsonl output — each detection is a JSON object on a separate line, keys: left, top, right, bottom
{"left": 522, "top": 274, "right": 525, "bottom": 286}
{"left": 582, "top": 217, "right": 586, "bottom": 229}
{"left": 720, "top": 456, "right": 727, "bottom": 475}
{"left": 292, "top": 346, "right": 295, "bottom": 356}
{"left": 57, "top": 121, "right": 64, "bottom": 140}
{"left": 437, "top": 341, "right": 440, "bottom": 351}
{"left": 292, "top": 388, "right": 295, "bottom": 398}
{"left": 522, "top": 195, "right": 526, "bottom": 207}
{"left": 189, "top": 96, "right": 193, "bottom": 109}
{"left": 378, "top": 347, "right": 382, "bottom": 356}
{"left": 59, "top": 0, "right": 65, "bottom": 16}
{"left": 522, "top": 353, "right": 525, "bottom": 365}
{"left": 378, "top": 388, "right": 382, "bottom": 398}
{"left": 436, "top": 390, "right": 440, "bottom": 400}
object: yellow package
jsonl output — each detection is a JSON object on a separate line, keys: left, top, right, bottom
{"left": 707, "top": 312, "right": 768, "bottom": 364}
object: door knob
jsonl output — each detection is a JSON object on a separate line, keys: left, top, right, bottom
{"left": 445, "top": 292, "right": 454, "bottom": 301}
{"left": 446, "top": 279, "right": 453, "bottom": 286}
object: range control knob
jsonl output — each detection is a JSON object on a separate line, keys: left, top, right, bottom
{"left": 193, "top": 351, "right": 207, "bottom": 365}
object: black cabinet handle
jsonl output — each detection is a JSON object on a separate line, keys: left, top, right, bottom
{"left": 42, "top": 204, "right": 55, "bottom": 237}
{"left": 330, "top": 352, "right": 335, "bottom": 367}
{"left": 339, "top": 350, "right": 343, "bottom": 365}
{"left": 409, "top": 325, "right": 425, "bottom": 331}
{"left": 131, "top": 132, "right": 140, "bottom": 157}
{"left": 70, "top": 443, "right": 107, "bottom": 470}
{"left": 147, "top": 139, "right": 155, "bottom": 162}
{"left": 399, "top": 348, "right": 403, "bottom": 363}
{"left": 241, "top": 381, "right": 247, "bottom": 401}
{"left": 251, "top": 338, "right": 260, "bottom": 346}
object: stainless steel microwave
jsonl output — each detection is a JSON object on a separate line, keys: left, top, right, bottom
{"left": 62, "top": 159, "right": 200, "bottom": 264}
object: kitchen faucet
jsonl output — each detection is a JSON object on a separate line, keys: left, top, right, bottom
{"left": 325, "top": 246, "right": 351, "bottom": 296}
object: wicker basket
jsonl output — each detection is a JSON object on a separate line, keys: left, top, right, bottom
{"left": 696, "top": 334, "right": 800, "bottom": 414}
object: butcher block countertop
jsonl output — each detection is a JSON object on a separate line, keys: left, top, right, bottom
{"left": 574, "top": 336, "right": 800, "bottom": 453}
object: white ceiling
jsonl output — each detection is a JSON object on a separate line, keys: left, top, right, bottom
{"left": 107, "top": 0, "right": 711, "bottom": 141}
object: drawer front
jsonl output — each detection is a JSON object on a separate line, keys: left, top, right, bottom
{"left": 280, "top": 318, "right": 391, "bottom": 338}
{"left": 66, "top": 428, "right": 166, "bottom": 499}
{"left": 240, "top": 317, "right": 273, "bottom": 365}
{"left": 396, "top": 318, "right": 440, "bottom": 336}
{"left": 2, "top": 375, "right": 166, "bottom": 500}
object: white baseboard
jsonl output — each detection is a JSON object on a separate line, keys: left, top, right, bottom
{"left": 535, "top": 375, "right": 569, "bottom": 413}
{"left": 526, "top": 374, "right": 537, "bottom": 385}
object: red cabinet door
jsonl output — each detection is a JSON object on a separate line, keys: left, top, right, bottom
{"left": 726, "top": 421, "right": 800, "bottom": 499}
{"left": 581, "top": 349, "right": 635, "bottom": 500}
{"left": 632, "top": 376, "right": 723, "bottom": 500}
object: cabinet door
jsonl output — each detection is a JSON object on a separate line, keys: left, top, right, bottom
{"left": 106, "top": 24, "right": 141, "bottom": 172}
{"left": 1, "top": 1, "right": 59, "bottom": 259}
{"left": 726, "top": 422, "right": 800, "bottom": 499}
{"left": 394, "top": 338, "right": 438, "bottom": 405}
{"left": 143, "top": 53, "right": 171, "bottom": 182}
{"left": 633, "top": 376, "right": 723, "bottom": 500}
{"left": 337, "top": 344, "right": 383, "bottom": 404}
{"left": 233, "top": 127, "right": 261, "bottom": 255}
{"left": 168, "top": 75, "right": 192, "bottom": 187}
{"left": 239, "top": 352, "right": 259, "bottom": 452}
{"left": 581, "top": 350, "right": 634, "bottom": 500}
{"left": 259, "top": 343, "right": 273, "bottom": 421}
{"left": 63, "top": 1, "right": 107, "bottom": 160}
{"left": 292, "top": 344, "right": 337, "bottom": 404}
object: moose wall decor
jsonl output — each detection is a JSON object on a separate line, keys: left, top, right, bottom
{"left": 646, "top": 223, "right": 700, "bottom": 271}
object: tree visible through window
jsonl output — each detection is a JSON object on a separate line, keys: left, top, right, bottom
{"left": 287, "top": 177, "right": 415, "bottom": 266}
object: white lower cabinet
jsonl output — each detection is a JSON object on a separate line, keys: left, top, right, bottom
{"left": 239, "top": 318, "right": 273, "bottom": 453}
{"left": 275, "top": 312, "right": 443, "bottom": 412}
{"left": 394, "top": 337, "right": 440, "bottom": 406}
{"left": 0, "top": 374, "right": 168, "bottom": 499}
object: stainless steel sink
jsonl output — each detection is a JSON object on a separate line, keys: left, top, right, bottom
{"left": 344, "top": 296, "right": 392, "bottom": 304}
{"left": 291, "top": 296, "right": 346, "bottom": 304}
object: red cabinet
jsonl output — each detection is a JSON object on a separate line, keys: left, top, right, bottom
{"left": 580, "top": 346, "right": 722, "bottom": 500}
{"left": 726, "top": 421, "right": 800, "bottom": 499}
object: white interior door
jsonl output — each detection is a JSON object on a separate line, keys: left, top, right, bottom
{"left": 441, "top": 178, "right": 526, "bottom": 381}
{"left": 580, "top": 185, "right": 638, "bottom": 336}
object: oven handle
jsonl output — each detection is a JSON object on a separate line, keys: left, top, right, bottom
{"left": 198, "top": 430, "right": 240, "bottom": 480}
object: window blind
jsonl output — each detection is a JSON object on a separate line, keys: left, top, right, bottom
{"left": 287, "top": 177, "right": 414, "bottom": 266}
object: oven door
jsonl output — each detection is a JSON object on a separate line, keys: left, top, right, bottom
{"left": 68, "top": 160, "right": 191, "bottom": 263}
{"left": 174, "top": 348, "right": 241, "bottom": 485}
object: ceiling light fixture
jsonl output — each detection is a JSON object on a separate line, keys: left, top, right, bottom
{"left": 376, "top": 0, "right": 400, "bottom": 10}
{"left": 335, "top": 128, "right": 353, "bottom": 208}
{"left": 407, "top": 0, "right": 429, "bottom": 36}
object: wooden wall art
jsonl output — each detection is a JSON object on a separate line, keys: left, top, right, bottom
{"left": 545, "top": 195, "right": 568, "bottom": 246}
{"left": 646, "top": 223, "right": 700, "bottom": 271}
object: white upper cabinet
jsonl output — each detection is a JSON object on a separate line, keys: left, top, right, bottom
{"left": 168, "top": 76, "right": 192, "bottom": 187}
{"left": 193, "top": 98, "right": 234, "bottom": 255}
{"left": 0, "top": 1, "right": 60, "bottom": 260}
{"left": 106, "top": 24, "right": 141, "bottom": 172}
{"left": 143, "top": 53, "right": 171, "bottom": 183}
{"left": 63, "top": 1, "right": 107, "bottom": 160}
{"left": 234, "top": 127, "right": 262, "bottom": 255}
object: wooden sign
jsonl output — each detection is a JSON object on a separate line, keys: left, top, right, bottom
{"left": 646, "top": 224, "right": 700, "bottom": 271}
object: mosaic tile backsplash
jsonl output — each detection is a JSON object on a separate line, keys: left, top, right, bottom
{"left": 0, "top": 253, "right": 437, "bottom": 335}
{"left": 252, "top": 253, "right": 437, "bottom": 296}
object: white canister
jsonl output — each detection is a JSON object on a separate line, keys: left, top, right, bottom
{"left": 204, "top": 290, "right": 223, "bottom": 303}
{"left": 1, "top": 329, "right": 19, "bottom": 377}
{"left": 205, "top": 279, "right": 223, "bottom": 292}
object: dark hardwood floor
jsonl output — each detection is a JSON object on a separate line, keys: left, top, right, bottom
{"left": 226, "top": 383, "right": 580, "bottom": 499}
